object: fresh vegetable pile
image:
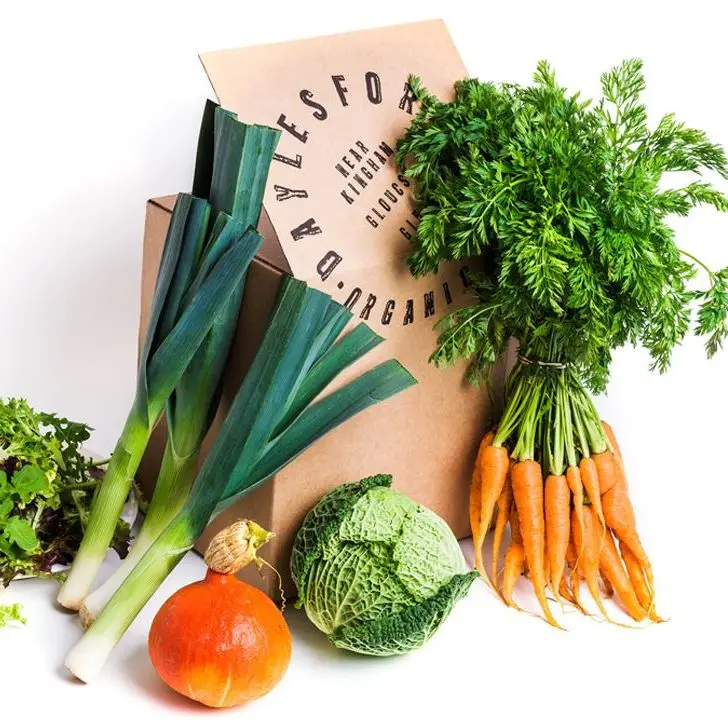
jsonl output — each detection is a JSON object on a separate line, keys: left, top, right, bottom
{"left": 9, "top": 49, "right": 725, "bottom": 709}
{"left": 396, "top": 59, "right": 728, "bottom": 625}
{"left": 62, "top": 103, "right": 416, "bottom": 682}
{"left": 0, "top": 398, "right": 131, "bottom": 588}
{"left": 291, "top": 475, "right": 476, "bottom": 655}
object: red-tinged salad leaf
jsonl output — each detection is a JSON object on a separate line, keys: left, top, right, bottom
{"left": 0, "top": 398, "right": 133, "bottom": 586}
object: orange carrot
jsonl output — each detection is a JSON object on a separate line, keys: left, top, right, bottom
{"left": 620, "top": 542, "right": 661, "bottom": 622}
{"left": 470, "top": 432, "right": 504, "bottom": 581}
{"left": 566, "top": 537, "right": 576, "bottom": 572}
{"left": 544, "top": 554, "right": 550, "bottom": 590}
{"left": 566, "top": 531, "right": 585, "bottom": 583}
{"left": 599, "top": 573, "right": 615, "bottom": 599}
{"left": 567, "top": 528, "right": 586, "bottom": 613}
{"left": 510, "top": 502, "right": 522, "bottom": 546}
{"left": 601, "top": 481, "right": 653, "bottom": 588}
{"left": 559, "top": 573, "right": 586, "bottom": 614}
{"left": 558, "top": 575, "right": 572, "bottom": 602}
{"left": 502, "top": 542, "right": 525, "bottom": 608}
{"left": 601, "top": 421, "right": 632, "bottom": 499}
{"left": 566, "top": 465, "right": 585, "bottom": 562}
{"left": 571, "top": 505, "right": 610, "bottom": 621}
{"left": 600, "top": 420, "right": 623, "bottom": 467}
{"left": 592, "top": 450, "right": 621, "bottom": 496}
{"left": 511, "top": 460, "right": 560, "bottom": 628}
{"left": 560, "top": 538, "right": 578, "bottom": 607}
{"left": 491, "top": 475, "right": 513, "bottom": 591}
{"left": 469, "top": 431, "right": 494, "bottom": 550}
{"left": 580, "top": 457, "right": 606, "bottom": 529}
{"left": 545, "top": 474, "right": 570, "bottom": 599}
{"left": 599, "top": 530, "right": 647, "bottom": 622}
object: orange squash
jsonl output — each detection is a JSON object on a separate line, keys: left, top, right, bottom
{"left": 148, "top": 521, "right": 291, "bottom": 708}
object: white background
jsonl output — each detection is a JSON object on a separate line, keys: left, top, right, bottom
{"left": 1, "top": 0, "right": 727, "bottom": 723}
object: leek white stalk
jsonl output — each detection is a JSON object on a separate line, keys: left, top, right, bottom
{"left": 79, "top": 446, "right": 196, "bottom": 625}
{"left": 63, "top": 628, "right": 119, "bottom": 685}
{"left": 65, "top": 277, "right": 416, "bottom": 681}
{"left": 57, "top": 413, "right": 149, "bottom": 610}
{"left": 66, "top": 521, "right": 186, "bottom": 683}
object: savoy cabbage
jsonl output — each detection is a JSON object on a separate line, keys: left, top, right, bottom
{"left": 291, "top": 474, "right": 476, "bottom": 656}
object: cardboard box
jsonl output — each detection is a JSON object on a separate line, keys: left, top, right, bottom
{"left": 138, "top": 20, "right": 507, "bottom": 598}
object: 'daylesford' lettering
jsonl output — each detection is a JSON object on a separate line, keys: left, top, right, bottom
{"left": 365, "top": 71, "right": 382, "bottom": 104}
{"left": 398, "top": 83, "right": 417, "bottom": 114}
{"left": 299, "top": 89, "right": 328, "bottom": 120}
{"left": 328, "top": 72, "right": 390, "bottom": 109}
{"left": 332, "top": 75, "right": 349, "bottom": 107}
{"left": 290, "top": 218, "right": 322, "bottom": 241}
{"left": 316, "top": 251, "right": 342, "bottom": 281}
{"left": 277, "top": 114, "right": 309, "bottom": 143}
{"left": 283, "top": 71, "right": 416, "bottom": 139}
{"left": 273, "top": 152, "right": 303, "bottom": 169}
{"left": 274, "top": 184, "right": 308, "bottom": 201}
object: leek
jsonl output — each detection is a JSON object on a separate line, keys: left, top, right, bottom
{"left": 65, "top": 276, "right": 416, "bottom": 682}
{"left": 58, "top": 203, "right": 261, "bottom": 610}
{"left": 80, "top": 104, "right": 280, "bottom": 623}
{"left": 57, "top": 105, "right": 272, "bottom": 610}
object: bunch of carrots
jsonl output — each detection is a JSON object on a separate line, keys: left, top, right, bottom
{"left": 394, "top": 59, "right": 728, "bottom": 628}
{"left": 470, "top": 362, "right": 660, "bottom": 628}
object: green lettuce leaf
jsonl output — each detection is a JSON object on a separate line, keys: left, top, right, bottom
{"left": 0, "top": 603, "right": 25, "bottom": 629}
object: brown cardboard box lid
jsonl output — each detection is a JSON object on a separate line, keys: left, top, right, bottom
{"left": 198, "top": 19, "right": 472, "bottom": 341}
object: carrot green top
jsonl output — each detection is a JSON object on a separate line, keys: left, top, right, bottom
{"left": 396, "top": 59, "right": 728, "bottom": 392}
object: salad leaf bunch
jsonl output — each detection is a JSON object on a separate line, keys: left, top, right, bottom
{"left": 0, "top": 398, "right": 130, "bottom": 585}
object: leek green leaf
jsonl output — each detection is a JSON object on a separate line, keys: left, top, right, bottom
{"left": 144, "top": 227, "right": 261, "bottom": 421}
{"left": 192, "top": 99, "right": 217, "bottom": 199}
{"left": 75, "top": 107, "right": 281, "bottom": 622}
{"left": 211, "top": 113, "right": 282, "bottom": 226}
{"left": 226, "top": 359, "right": 416, "bottom": 506}
{"left": 155, "top": 198, "right": 211, "bottom": 344}
{"left": 274, "top": 323, "right": 385, "bottom": 434}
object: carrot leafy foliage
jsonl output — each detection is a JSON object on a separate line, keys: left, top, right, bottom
{"left": 396, "top": 59, "right": 728, "bottom": 391}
